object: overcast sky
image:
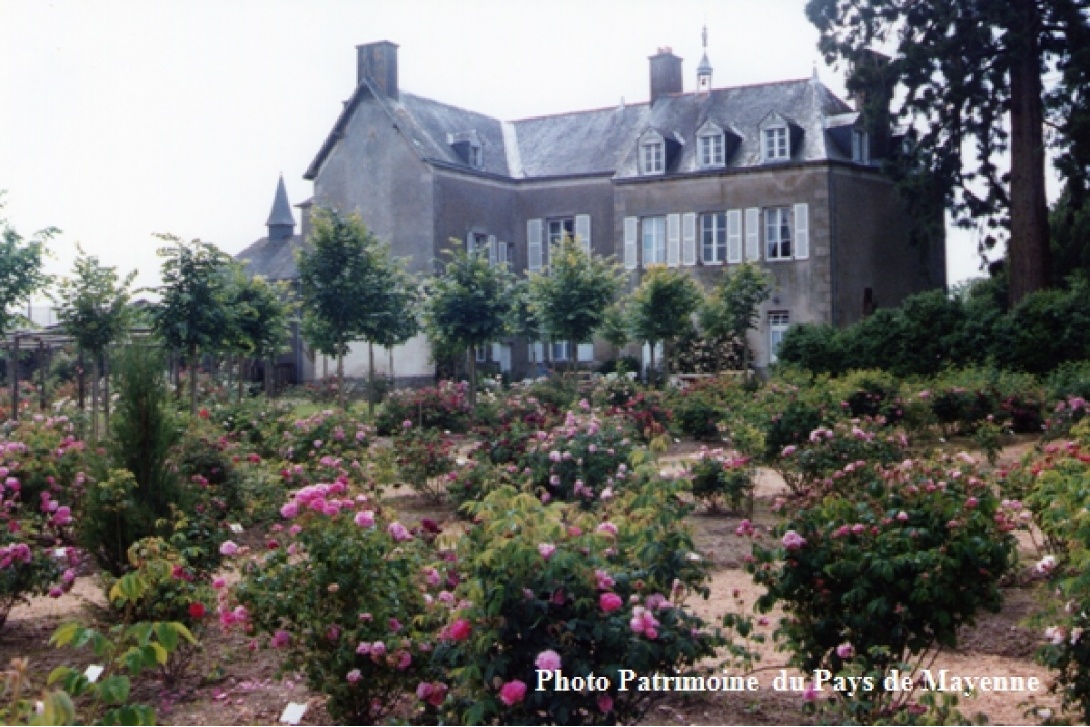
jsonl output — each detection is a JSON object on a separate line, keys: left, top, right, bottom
{"left": 3, "top": 0, "right": 1000, "bottom": 299}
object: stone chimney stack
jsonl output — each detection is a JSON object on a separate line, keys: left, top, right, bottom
{"left": 849, "top": 49, "right": 894, "bottom": 156}
{"left": 356, "top": 41, "right": 399, "bottom": 99}
{"left": 649, "top": 47, "right": 683, "bottom": 104}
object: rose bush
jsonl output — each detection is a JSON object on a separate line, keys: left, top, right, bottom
{"left": 433, "top": 475, "right": 732, "bottom": 725}
{"left": 231, "top": 480, "right": 438, "bottom": 724}
{"left": 747, "top": 454, "right": 1016, "bottom": 722}
{"left": 687, "top": 448, "right": 754, "bottom": 515}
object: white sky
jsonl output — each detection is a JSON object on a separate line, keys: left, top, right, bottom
{"left": 2, "top": 0, "right": 999, "bottom": 298}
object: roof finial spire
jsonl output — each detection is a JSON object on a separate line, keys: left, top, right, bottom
{"left": 697, "top": 24, "right": 713, "bottom": 92}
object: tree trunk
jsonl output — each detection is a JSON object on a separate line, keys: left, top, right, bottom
{"left": 189, "top": 343, "right": 199, "bottom": 420}
{"left": 662, "top": 339, "right": 671, "bottom": 384}
{"left": 368, "top": 342, "right": 375, "bottom": 418}
{"left": 77, "top": 348, "right": 86, "bottom": 412}
{"left": 102, "top": 350, "right": 110, "bottom": 437}
{"left": 237, "top": 354, "right": 245, "bottom": 402}
{"left": 648, "top": 342, "right": 656, "bottom": 387}
{"left": 90, "top": 356, "right": 99, "bottom": 441}
{"left": 337, "top": 353, "right": 345, "bottom": 409}
{"left": 569, "top": 339, "right": 577, "bottom": 373}
{"left": 467, "top": 347, "right": 477, "bottom": 409}
{"left": 1007, "top": 0, "right": 1050, "bottom": 305}
{"left": 9, "top": 337, "right": 17, "bottom": 422}
{"left": 265, "top": 356, "right": 274, "bottom": 399}
{"left": 743, "top": 337, "right": 751, "bottom": 386}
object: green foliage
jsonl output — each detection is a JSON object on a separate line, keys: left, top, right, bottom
{"left": 664, "top": 375, "right": 747, "bottom": 440}
{"left": 234, "top": 487, "right": 434, "bottom": 724}
{"left": 687, "top": 449, "right": 754, "bottom": 514}
{"left": 436, "top": 479, "right": 733, "bottom": 725}
{"left": 748, "top": 454, "right": 1016, "bottom": 722}
{"left": 0, "top": 195, "right": 53, "bottom": 336}
{"left": 700, "top": 261, "right": 771, "bottom": 374}
{"left": 423, "top": 247, "right": 515, "bottom": 404}
{"left": 375, "top": 381, "right": 473, "bottom": 435}
{"left": 628, "top": 266, "right": 703, "bottom": 380}
{"left": 393, "top": 424, "right": 455, "bottom": 503}
{"left": 55, "top": 245, "right": 136, "bottom": 358}
{"left": 528, "top": 236, "right": 623, "bottom": 360}
{"left": 225, "top": 272, "right": 292, "bottom": 361}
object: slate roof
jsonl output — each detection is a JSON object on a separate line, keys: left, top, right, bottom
{"left": 236, "top": 234, "right": 306, "bottom": 281}
{"left": 305, "top": 74, "right": 855, "bottom": 183}
{"left": 267, "top": 176, "right": 296, "bottom": 227}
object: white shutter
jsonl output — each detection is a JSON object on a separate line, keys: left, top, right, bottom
{"left": 487, "top": 234, "right": 497, "bottom": 266}
{"left": 575, "top": 214, "right": 591, "bottom": 254}
{"left": 666, "top": 213, "right": 680, "bottom": 267}
{"left": 577, "top": 343, "right": 594, "bottom": 362}
{"left": 498, "top": 240, "right": 508, "bottom": 265}
{"left": 745, "top": 207, "right": 760, "bottom": 261}
{"left": 527, "top": 219, "right": 543, "bottom": 272}
{"left": 682, "top": 213, "right": 697, "bottom": 266}
{"left": 528, "top": 341, "right": 544, "bottom": 362}
{"left": 466, "top": 232, "right": 474, "bottom": 253}
{"left": 727, "top": 210, "right": 743, "bottom": 263}
{"left": 624, "top": 216, "right": 638, "bottom": 269}
{"left": 793, "top": 203, "right": 809, "bottom": 260}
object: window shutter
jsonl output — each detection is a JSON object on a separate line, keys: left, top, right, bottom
{"left": 624, "top": 217, "right": 638, "bottom": 269}
{"left": 498, "top": 240, "right": 508, "bottom": 265}
{"left": 727, "top": 209, "right": 743, "bottom": 263}
{"left": 465, "top": 232, "right": 474, "bottom": 253}
{"left": 577, "top": 343, "right": 594, "bottom": 362}
{"left": 575, "top": 214, "right": 591, "bottom": 254}
{"left": 793, "top": 203, "right": 809, "bottom": 260}
{"left": 666, "top": 213, "right": 681, "bottom": 267}
{"left": 487, "top": 234, "right": 497, "bottom": 266}
{"left": 682, "top": 213, "right": 697, "bottom": 266}
{"left": 745, "top": 208, "right": 760, "bottom": 261}
{"left": 527, "top": 219, "right": 543, "bottom": 272}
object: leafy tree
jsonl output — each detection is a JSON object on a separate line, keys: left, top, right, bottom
{"left": 297, "top": 208, "right": 407, "bottom": 409}
{"left": 360, "top": 252, "right": 419, "bottom": 416}
{"left": 528, "top": 236, "right": 623, "bottom": 371}
{"left": 699, "top": 262, "right": 772, "bottom": 378}
{"left": 0, "top": 194, "right": 53, "bottom": 337}
{"left": 599, "top": 301, "right": 632, "bottom": 362}
{"left": 806, "top": 0, "right": 1090, "bottom": 304}
{"left": 55, "top": 245, "right": 136, "bottom": 437}
{"left": 628, "top": 266, "right": 702, "bottom": 385}
{"left": 226, "top": 271, "right": 293, "bottom": 400}
{"left": 152, "top": 236, "right": 234, "bottom": 418}
{"left": 422, "top": 247, "right": 515, "bottom": 407}
{"left": 511, "top": 280, "right": 543, "bottom": 370}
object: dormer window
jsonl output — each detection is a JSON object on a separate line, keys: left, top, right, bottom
{"left": 697, "top": 122, "right": 725, "bottom": 168}
{"left": 852, "top": 129, "right": 870, "bottom": 164}
{"left": 449, "top": 131, "right": 483, "bottom": 169}
{"left": 763, "top": 126, "right": 789, "bottom": 161}
{"left": 641, "top": 140, "right": 664, "bottom": 174}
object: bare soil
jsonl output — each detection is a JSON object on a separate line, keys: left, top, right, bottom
{"left": 0, "top": 441, "right": 1063, "bottom": 725}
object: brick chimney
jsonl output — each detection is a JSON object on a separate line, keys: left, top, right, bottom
{"left": 649, "top": 47, "right": 683, "bottom": 104}
{"left": 356, "top": 41, "right": 399, "bottom": 99}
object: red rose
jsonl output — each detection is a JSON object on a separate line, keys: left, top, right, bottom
{"left": 447, "top": 618, "right": 472, "bottom": 641}
{"left": 188, "top": 602, "right": 206, "bottom": 618}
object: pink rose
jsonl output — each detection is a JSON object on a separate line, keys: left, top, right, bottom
{"left": 388, "top": 521, "right": 412, "bottom": 541}
{"left": 355, "top": 510, "right": 375, "bottom": 528}
{"left": 538, "top": 543, "right": 556, "bottom": 560}
{"left": 600, "top": 592, "right": 623, "bottom": 613}
{"left": 280, "top": 502, "right": 299, "bottom": 519}
{"left": 346, "top": 669, "right": 361, "bottom": 683}
{"left": 447, "top": 618, "right": 472, "bottom": 641}
{"left": 836, "top": 642, "right": 854, "bottom": 659}
{"left": 219, "top": 540, "right": 239, "bottom": 556}
{"left": 598, "top": 694, "right": 613, "bottom": 713}
{"left": 781, "top": 530, "right": 806, "bottom": 550}
{"left": 499, "top": 679, "right": 527, "bottom": 706}
{"left": 535, "top": 649, "right": 561, "bottom": 671}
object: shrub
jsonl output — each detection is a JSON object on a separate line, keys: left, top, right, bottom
{"left": 517, "top": 406, "right": 634, "bottom": 505}
{"left": 278, "top": 408, "right": 372, "bottom": 464}
{"left": 393, "top": 424, "right": 455, "bottom": 503}
{"left": 434, "top": 478, "right": 728, "bottom": 725}
{"left": 666, "top": 375, "right": 747, "bottom": 441}
{"left": 777, "top": 323, "right": 847, "bottom": 375}
{"left": 375, "top": 380, "right": 472, "bottom": 435}
{"left": 687, "top": 448, "right": 754, "bottom": 514}
{"left": 776, "top": 419, "right": 909, "bottom": 496}
{"left": 232, "top": 483, "right": 434, "bottom": 724}
{"left": 747, "top": 454, "right": 1016, "bottom": 722}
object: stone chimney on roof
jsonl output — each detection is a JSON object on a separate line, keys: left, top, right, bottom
{"left": 357, "top": 40, "right": 399, "bottom": 99}
{"left": 649, "top": 47, "right": 683, "bottom": 104}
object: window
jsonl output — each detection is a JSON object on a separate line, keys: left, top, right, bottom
{"left": 763, "top": 126, "right": 789, "bottom": 161}
{"left": 547, "top": 218, "right": 574, "bottom": 249}
{"left": 700, "top": 212, "right": 726, "bottom": 264}
{"left": 852, "top": 130, "right": 870, "bottom": 164}
{"left": 551, "top": 341, "right": 569, "bottom": 362}
{"left": 641, "top": 141, "right": 664, "bottom": 174}
{"left": 764, "top": 208, "right": 792, "bottom": 260}
{"left": 642, "top": 216, "right": 666, "bottom": 265}
{"left": 475, "top": 346, "right": 488, "bottom": 363}
{"left": 769, "top": 312, "right": 790, "bottom": 363}
{"left": 468, "top": 232, "right": 489, "bottom": 256}
{"left": 468, "top": 144, "right": 482, "bottom": 168}
{"left": 698, "top": 133, "right": 724, "bottom": 167}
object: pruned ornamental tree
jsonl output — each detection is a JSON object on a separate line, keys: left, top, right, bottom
{"left": 226, "top": 271, "right": 292, "bottom": 400}
{"left": 423, "top": 247, "right": 514, "bottom": 408}
{"left": 0, "top": 195, "right": 53, "bottom": 338}
{"left": 629, "top": 266, "right": 703, "bottom": 384}
{"left": 297, "top": 208, "right": 400, "bottom": 409}
{"left": 528, "top": 236, "right": 623, "bottom": 372}
{"left": 361, "top": 255, "right": 419, "bottom": 416}
{"left": 152, "top": 236, "right": 234, "bottom": 418}
{"left": 699, "top": 261, "right": 772, "bottom": 379}
{"left": 805, "top": 0, "right": 1090, "bottom": 305}
{"left": 56, "top": 246, "right": 136, "bottom": 437}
